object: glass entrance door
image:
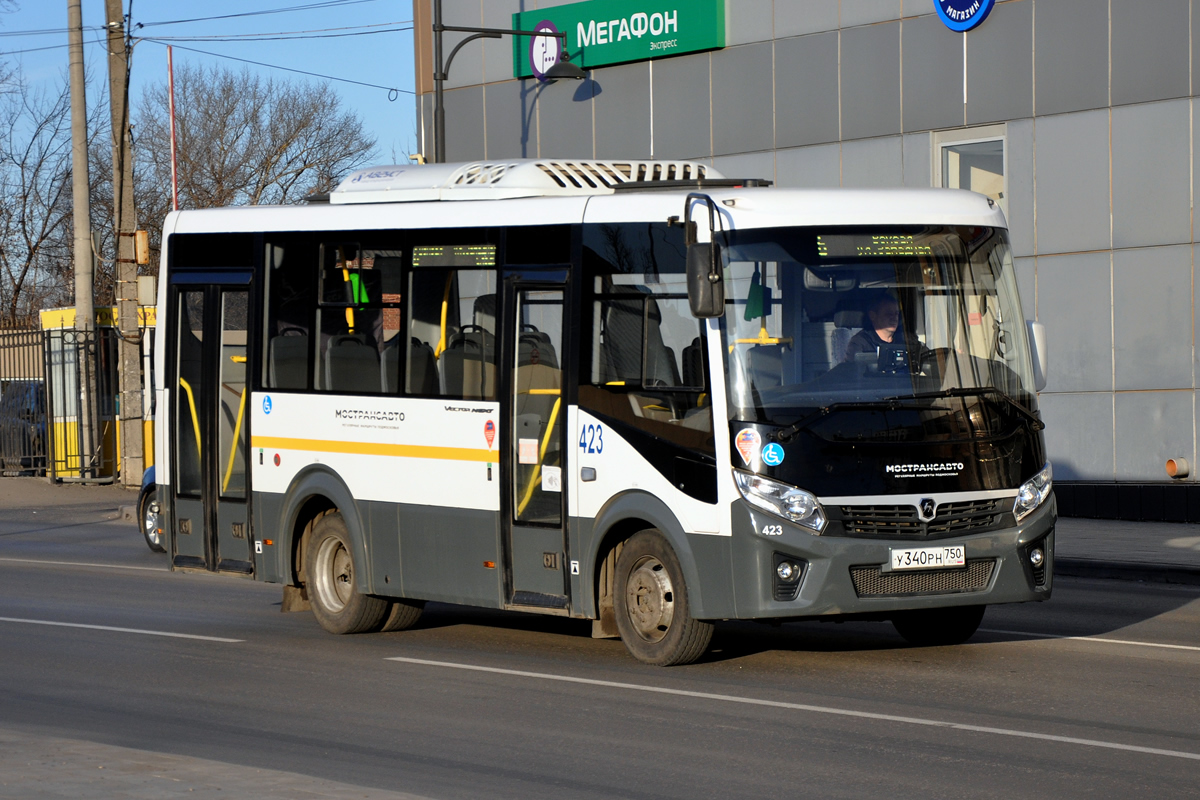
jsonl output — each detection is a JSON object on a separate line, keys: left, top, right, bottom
{"left": 170, "top": 282, "right": 254, "bottom": 574}
{"left": 505, "top": 284, "right": 568, "bottom": 607}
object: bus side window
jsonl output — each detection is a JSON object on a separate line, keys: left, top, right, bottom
{"left": 579, "top": 223, "right": 714, "bottom": 454}
{"left": 264, "top": 239, "right": 317, "bottom": 391}
{"left": 406, "top": 267, "right": 498, "bottom": 400}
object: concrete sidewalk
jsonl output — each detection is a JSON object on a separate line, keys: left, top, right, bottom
{"left": 1055, "top": 516, "right": 1200, "bottom": 585}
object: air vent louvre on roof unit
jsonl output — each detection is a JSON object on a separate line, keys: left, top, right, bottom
{"left": 329, "top": 159, "right": 720, "bottom": 204}
{"left": 450, "top": 162, "right": 513, "bottom": 186}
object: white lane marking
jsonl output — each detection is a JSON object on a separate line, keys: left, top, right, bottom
{"left": 386, "top": 656, "right": 1200, "bottom": 762}
{"left": 0, "top": 558, "right": 163, "bottom": 573}
{"left": 0, "top": 617, "right": 243, "bottom": 643}
{"left": 981, "top": 628, "right": 1200, "bottom": 653}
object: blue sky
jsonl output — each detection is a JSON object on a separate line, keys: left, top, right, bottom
{"left": 0, "top": 0, "right": 418, "bottom": 164}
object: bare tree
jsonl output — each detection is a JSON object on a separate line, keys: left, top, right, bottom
{"left": 0, "top": 78, "right": 86, "bottom": 326}
{"left": 135, "top": 64, "right": 377, "bottom": 258}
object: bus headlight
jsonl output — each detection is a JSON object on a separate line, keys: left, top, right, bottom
{"left": 734, "top": 471, "right": 827, "bottom": 533}
{"left": 1014, "top": 462, "right": 1053, "bottom": 522}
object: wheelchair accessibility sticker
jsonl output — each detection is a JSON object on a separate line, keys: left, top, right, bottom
{"left": 761, "top": 442, "right": 785, "bottom": 467}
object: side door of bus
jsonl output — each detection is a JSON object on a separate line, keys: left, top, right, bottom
{"left": 503, "top": 269, "right": 571, "bottom": 609}
{"left": 169, "top": 273, "right": 255, "bottom": 575}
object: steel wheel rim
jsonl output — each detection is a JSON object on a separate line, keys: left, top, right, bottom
{"left": 625, "top": 555, "right": 675, "bottom": 643}
{"left": 143, "top": 500, "right": 160, "bottom": 547}
{"left": 314, "top": 535, "right": 353, "bottom": 612}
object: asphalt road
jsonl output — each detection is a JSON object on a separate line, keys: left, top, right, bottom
{"left": 1, "top": 482, "right": 1198, "bottom": 799}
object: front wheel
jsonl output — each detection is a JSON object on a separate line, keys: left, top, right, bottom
{"left": 306, "top": 512, "right": 388, "bottom": 634}
{"left": 892, "top": 605, "right": 986, "bottom": 646}
{"left": 613, "top": 530, "right": 713, "bottom": 666}
{"left": 141, "top": 488, "right": 166, "bottom": 554}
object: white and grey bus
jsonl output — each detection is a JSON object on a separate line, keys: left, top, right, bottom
{"left": 153, "top": 159, "right": 1054, "bottom": 666}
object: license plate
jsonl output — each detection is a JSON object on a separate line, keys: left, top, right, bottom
{"left": 888, "top": 545, "right": 966, "bottom": 571}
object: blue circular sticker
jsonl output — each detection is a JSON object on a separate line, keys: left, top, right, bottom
{"left": 935, "top": 0, "right": 996, "bottom": 32}
{"left": 762, "top": 443, "right": 785, "bottom": 467}
{"left": 262, "top": 396, "right": 272, "bottom": 415}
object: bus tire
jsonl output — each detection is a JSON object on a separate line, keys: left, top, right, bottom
{"left": 377, "top": 599, "right": 425, "bottom": 632}
{"left": 613, "top": 529, "right": 713, "bottom": 666}
{"left": 141, "top": 488, "right": 166, "bottom": 554}
{"left": 892, "top": 604, "right": 985, "bottom": 647}
{"left": 306, "top": 512, "right": 388, "bottom": 634}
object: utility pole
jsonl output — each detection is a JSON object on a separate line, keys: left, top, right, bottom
{"left": 68, "top": 0, "right": 96, "bottom": 479}
{"left": 105, "top": 0, "right": 143, "bottom": 487}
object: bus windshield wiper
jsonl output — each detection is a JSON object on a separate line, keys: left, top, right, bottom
{"left": 774, "top": 399, "right": 924, "bottom": 443}
{"left": 885, "top": 387, "right": 1045, "bottom": 431}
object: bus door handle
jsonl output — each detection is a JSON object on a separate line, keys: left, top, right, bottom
{"left": 581, "top": 467, "right": 596, "bottom": 482}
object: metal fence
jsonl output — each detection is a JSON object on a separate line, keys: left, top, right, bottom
{"left": 0, "top": 327, "right": 119, "bottom": 480}
{"left": 0, "top": 329, "right": 47, "bottom": 475}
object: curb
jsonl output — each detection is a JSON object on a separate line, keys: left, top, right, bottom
{"left": 1056, "top": 558, "right": 1200, "bottom": 587}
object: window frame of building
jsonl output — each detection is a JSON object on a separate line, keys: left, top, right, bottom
{"left": 933, "top": 124, "right": 1008, "bottom": 220}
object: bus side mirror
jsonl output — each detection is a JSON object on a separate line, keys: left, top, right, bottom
{"left": 1026, "top": 320, "right": 1048, "bottom": 392}
{"left": 687, "top": 241, "right": 724, "bottom": 318}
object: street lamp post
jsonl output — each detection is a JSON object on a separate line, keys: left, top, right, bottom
{"left": 432, "top": 0, "right": 585, "bottom": 163}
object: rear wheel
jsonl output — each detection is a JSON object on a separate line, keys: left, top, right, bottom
{"left": 892, "top": 605, "right": 985, "bottom": 646}
{"left": 306, "top": 512, "right": 388, "bottom": 634}
{"left": 377, "top": 598, "right": 425, "bottom": 632}
{"left": 141, "top": 488, "right": 165, "bottom": 554}
{"left": 613, "top": 530, "right": 713, "bottom": 666}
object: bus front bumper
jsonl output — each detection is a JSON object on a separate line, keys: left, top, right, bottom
{"left": 727, "top": 494, "right": 1056, "bottom": 620}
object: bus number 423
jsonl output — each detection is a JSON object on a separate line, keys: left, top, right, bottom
{"left": 579, "top": 423, "right": 604, "bottom": 454}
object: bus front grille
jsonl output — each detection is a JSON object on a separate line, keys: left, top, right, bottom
{"left": 838, "top": 499, "right": 1004, "bottom": 539}
{"left": 850, "top": 559, "right": 996, "bottom": 597}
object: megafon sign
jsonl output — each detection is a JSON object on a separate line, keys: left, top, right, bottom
{"left": 513, "top": 0, "right": 725, "bottom": 80}
{"left": 935, "top": 0, "right": 996, "bottom": 32}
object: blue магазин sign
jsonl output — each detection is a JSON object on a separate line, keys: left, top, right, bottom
{"left": 935, "top": 0, "right": 995, "bottom": 32}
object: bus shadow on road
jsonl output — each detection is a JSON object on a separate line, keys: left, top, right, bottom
{"left": 387, "top": 580, "right": 1200, "bottom": 665}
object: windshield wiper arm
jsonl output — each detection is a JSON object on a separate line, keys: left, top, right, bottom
{"left": 885, "top": 387, "right": 1045, "bottom": 431}
{"left": 775, "top": 399, "right": 924, "bottom": 443}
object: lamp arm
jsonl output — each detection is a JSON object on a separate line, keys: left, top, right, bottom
{"left": 442, "top": 31, "right": 501, "bottom": 79}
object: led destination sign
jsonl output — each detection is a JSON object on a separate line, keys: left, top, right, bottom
{"left": 513, "top": 0, "right": 725, "bottom": 79}
{"left": 816, "top": 234, "right": 934, "bottom": 259}
{"left": 411, "top": 245, "right": 496, "bottom": 268}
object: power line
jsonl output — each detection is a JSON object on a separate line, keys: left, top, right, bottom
{"left": 0, "top": 25, "right": 106, "bottom": 38}
{"left": 146, "top": 22, "right": 412, "bottom": 44}
{"left": 137, "top": 0, "right": 387, "bottom": 29}
{"left": 139, "top": 39, "right": 413, "bottom": 97}
{"left": 0, "top": 37, "right": 107, "bottom": 58}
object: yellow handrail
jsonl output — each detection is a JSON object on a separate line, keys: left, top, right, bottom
{"left": 342, "top": 267, "right": 356, "bottom": 332}
{"left": 178, "top": 378, "right": 202, "bottom": 458}
{"left": 516, "top": 396, "right": 562, "bottom": 517}
{"left": 221, "top": 387, "right": 247, "bottom": 494}
{"left": 733, "top": 322, "right": 793, "bottom": 349}
{"left": 434, "top": 273, "right": 454, "bottom": 359}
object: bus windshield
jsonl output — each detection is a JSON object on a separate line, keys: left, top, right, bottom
{"left": 721, "top": 225, "right": 1036, "bottom": 439}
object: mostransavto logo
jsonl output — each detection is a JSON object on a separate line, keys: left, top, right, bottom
{"left": 334, "top": 409, "right": 405, "bottom": 422}
{"left": 886, "top": 462, "right": 965, "bottom": 478}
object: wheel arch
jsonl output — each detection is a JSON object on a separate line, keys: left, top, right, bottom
{"left": 279, "top": 466, "right": 369, "bottom": 592}
{"left": 587, "top": 490, "right": 712, "bottom": 620}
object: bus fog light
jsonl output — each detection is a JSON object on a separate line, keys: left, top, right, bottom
{"left": 1029, "top": 547, "right": 1044, "bottom": 568}
{"left": 776, "top": 561, "right": 801, "bottom": 582}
